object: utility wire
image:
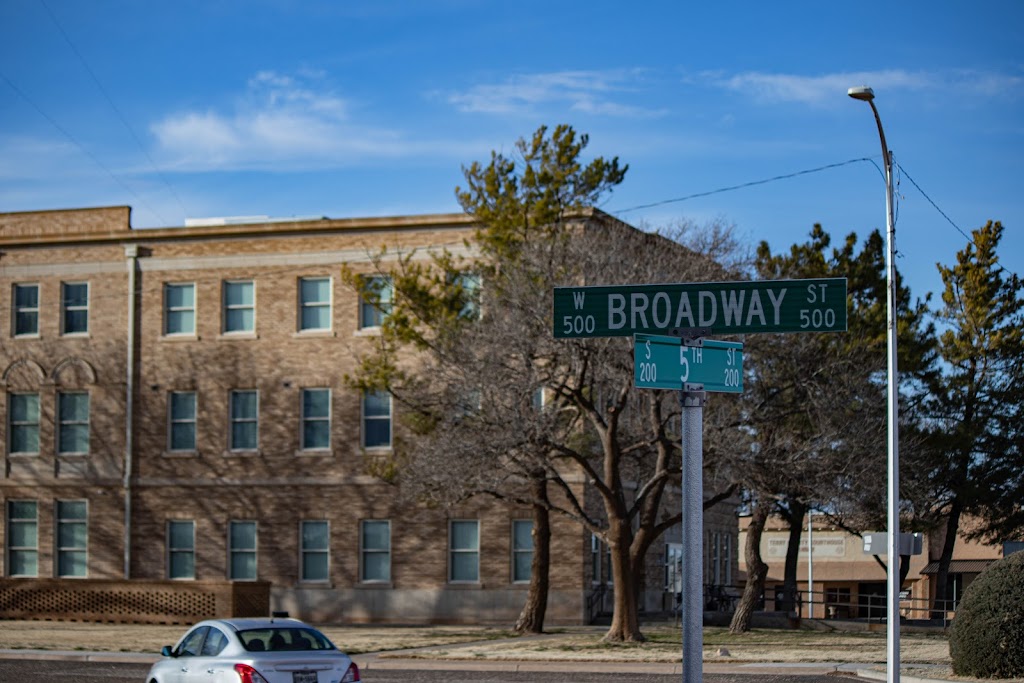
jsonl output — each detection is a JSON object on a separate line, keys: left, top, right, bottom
{"left": 1, "top": 70, "right": 166, "bottom": 222}
{"left": 612, "top": 157, "right": 873, "bottom": 215}
{"left": 38, "top": 0, "right": 187, "bottom": 225}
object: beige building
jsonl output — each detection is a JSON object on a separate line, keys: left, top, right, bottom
{"left": 0, "top": 205, "right": 738, "bottom": 624}
{"left": 739, "top": 514, "right": 1019, "bottom": 621}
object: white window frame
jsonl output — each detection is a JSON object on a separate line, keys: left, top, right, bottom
{"left": 300, "top": 520, "right": 330, "bottom": 583}
{"left": 229, "top": 389, "right": 259, "bottom": 452}
{"left": 359, "top": 275, "right": 392, "bottom": 329}
{"left": 167, "top": 520, "right": 195, "bottom": 580}
{"left": 164, "top": 282, "right": 196, "bottom": 336}
{"left": 12, "top": 283, "right": 40, "bottom": 337}
{"left": 8, "top": 392, "right": 41, "bottom": 455}
{"left": 360, "top": 519, "right": 391, "bottom": 583}
{"left": 57, "top": 391, "right": 90, "bottom": 455}
{"left": 448, "top": 519, "right": 480, "bottom": 583}
{"left": 511, "top": 520, "right": 533, "bottom": 584}
{"left": 56, "top": 500, "right": 88, "bottom": 578}
{"left": 6, "top": 500, "right": 38, "bottom": 577}
{"left": 300, "top": 388, "right": 331, "bottom": 451}
{"left": 228, "top": 520, "right": 258, "bottom": 581}
{"left": 361, "top": 389, "right": 391, "bottom": 450}
{"left": 222, "top": 280, "right": 255, "bottom": 334}
{"left": 298, "top": 276, "right": 332, "bottom": 332}
{"left": 61, "top": 281, "right": 89, "bottom": 335}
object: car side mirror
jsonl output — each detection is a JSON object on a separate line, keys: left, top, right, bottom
{"left": 161, "top": 645, "right": 175, "bottom": 657}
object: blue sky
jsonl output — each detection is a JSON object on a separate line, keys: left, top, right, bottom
{"left": 2, "top": 0, "right": 1022, "bottom": 303}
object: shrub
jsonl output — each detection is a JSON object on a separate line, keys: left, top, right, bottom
{"left": 949, "top": 551, "right": 1024, "bottom": 678}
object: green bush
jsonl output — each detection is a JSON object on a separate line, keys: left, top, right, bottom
{"left": 949, "top": 550, "right": 1024, "bottom": 678}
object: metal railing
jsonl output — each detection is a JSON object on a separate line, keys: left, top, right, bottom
{"left": 693, "top": 584, "right": 959, "bottom": 627}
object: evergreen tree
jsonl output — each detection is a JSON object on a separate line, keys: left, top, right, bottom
{"left": 923, "top": 220, "right": 1024, "bottom": 616}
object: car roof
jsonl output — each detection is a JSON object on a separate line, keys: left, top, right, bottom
{"left": 199, "top": 617, "right": 313, "bottom": 631}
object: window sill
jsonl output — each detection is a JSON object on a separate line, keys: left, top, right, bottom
{"left": 353, "top": 328, "right": 382, "bottom": 337}
{"left": 8, "top": 452, "right": 40, "bottom": 458}
{"left": 217, "top": 332, "right": 259, "bottom": 340}
{"left": 12, "top": 334, "right": 41, "bottom": 340}
{"left": 357, "top": 582, "right": 393, "bottom": 589}
{"left": 57, "top": 452, "right": 89, "bottom": 458}
{"left": 296, "top": 582, "right": 335, "bottom": 589}
{"left": 222, "top": 450, "right": 262, "bottom": 458}
{"left": 292, "top": 330, "right": 336, "bottom": 338}
{"left": 160, "top": 334, "right": 200, "bottom": 342}
{"left": 163, "top": 450, "right": 200, "bottom": 458}
{"left": 294, "top": 449, "right": 334, "bottom": 457}
{"left": 60, "top": 332, "right": 91, "bottom": 339}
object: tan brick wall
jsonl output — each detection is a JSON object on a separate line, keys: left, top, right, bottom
{"left": 1, "top": 206, "right": 735, "bottom": 624}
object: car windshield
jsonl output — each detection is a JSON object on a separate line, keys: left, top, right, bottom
{"left": 238, "top": 627, "right": 336, "bottom": 652}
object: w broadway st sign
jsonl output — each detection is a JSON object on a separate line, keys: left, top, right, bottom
{"left": 553, "top": 277, "right": 847, "bottom": 338}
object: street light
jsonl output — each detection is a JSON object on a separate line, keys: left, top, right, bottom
{"left": 848, "top": 85, "right": 901, "bottom": 683}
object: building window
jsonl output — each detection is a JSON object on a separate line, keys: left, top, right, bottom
{"left": 229, "top": 521, "right": 257, "bottom": 581}
{"left": 299, "top": 277, "right": 331, "bottom": 331}
{"left": 362, "top": 390, "right": 391, "bottom": 449}
{"left": 57, "top": 392, "right": 90, "bottom": 455}
{"left": 449, "top": 520, "right": 480, "bottom": 583}
{"left": 56, "top": 500, "right": 87, "bottom": 578}
{"left": 723, "top": 534, "right": 733, "bottom": 586}
{"left": 711, "top": 532, "right": 722, "bottom": 586}
{"left": 300, "top": 388, "right": 331, "bottom": 451}
{"left": 300, "top": 520, "right": 329, "bottom": 582}
{"left": 591, "top": 534, "right": 611, "bottom": 585}
{"left": 168, "top": 520, "right": 195, "bottom": 579}
{"left": 223, "top": 280, "right": 255, "bottom": 333}
{"left": 169, "top": 392, "right": 197, "bottom": 452}
{"left": 8, "top": 393, "right": 40, "bottom": 455}
{"left": 512, "top": 520, "right": 533, "bottom": 583}
{"left": 453, "top": 272, "right": 481, "bottom": 320}
{"left": 360, "top": 520, "right": 391, "bottom": 583}
{"left": 61, "top": 282, "right": 89, "bottom": 334}
{"left": 229, "top": 390, "right": 258, "bottom": 451}
{"left": 6, "top": 501, "right": 38, "bottom": 576}
{"left": 359, "top": 275, "right": 392, "bottom": 329}
{"left": 164, "top": 283, "right": 196, "bottom": 335}
{"left": 13, "top": 283, "right": 39, "bottom": 336}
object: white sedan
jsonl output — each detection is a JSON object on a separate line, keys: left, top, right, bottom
{"left": 146, "top": 617, "right": 360, "bottom": 683}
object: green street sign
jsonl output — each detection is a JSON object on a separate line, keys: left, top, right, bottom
{"left": 634, "top": 334, "right": 743, "bottom": 393}
{"left": 554, "top": 278, "right": 847, "bottom": 337}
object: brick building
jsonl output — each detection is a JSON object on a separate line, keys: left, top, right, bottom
{"left": 0, "top": 205, "right": 738, "bottom": 624}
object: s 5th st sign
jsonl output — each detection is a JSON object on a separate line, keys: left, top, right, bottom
{"left": 553, "top": 278, "right": 847, "bottom": 337}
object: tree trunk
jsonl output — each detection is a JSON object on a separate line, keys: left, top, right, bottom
{"left": 780, "top": 501, "right": 806, "bottom": 614}
{"left": 603, "top": 518, "right": 645, "bottom": 642}
{"left": 729, "top": 500, "right": 771, "bottom": 634}
{"left": 514, "top": 474, "right": 551, "bottom": 634}
{"left": 931, "top": 500, "right": 963, "bottom": 619}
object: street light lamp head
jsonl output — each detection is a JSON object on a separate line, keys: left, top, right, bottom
{"left": 848, "top": 86, "right": 875, "bottom": 101}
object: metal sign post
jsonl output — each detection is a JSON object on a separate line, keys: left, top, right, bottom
{"left": 681, "top": 383, "right": 705, "bottom": 683}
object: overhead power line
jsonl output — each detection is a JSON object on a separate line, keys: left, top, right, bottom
{"left": 612, "top": 157, "right": 873, "bottom": 215}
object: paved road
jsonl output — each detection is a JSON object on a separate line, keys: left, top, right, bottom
{"left": 0, "top": 658, "right": 860, "bottom": 682}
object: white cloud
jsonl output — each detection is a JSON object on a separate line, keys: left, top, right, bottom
{"left": 150, "top": 71, "right": 445, "bottom": 171}
{"left": 702, "top": 68, "right": 1023, "bottom": 106}
{"left": 445, "top": 69, "right": 667, "bottom": 118}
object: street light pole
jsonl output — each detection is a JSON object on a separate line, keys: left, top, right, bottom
{"left": 848, "top": 85, "right": 901, "bottom": 683}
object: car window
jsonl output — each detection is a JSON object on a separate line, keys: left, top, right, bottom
{"left": 201, "top": 627, "right": 229, "bottom": 656}
{"left": 239, "top": 627, "right": 335, "bottom": 652}
{"left": 177, "top": 626, "right": 209, "bottom": 657}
